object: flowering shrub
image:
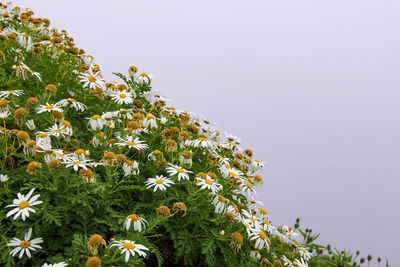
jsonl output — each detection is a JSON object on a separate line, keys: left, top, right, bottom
{"left": 0, "top": 2, "right": 388, "bottom": 267}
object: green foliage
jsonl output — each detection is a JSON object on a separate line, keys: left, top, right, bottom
{"left": 0, "top": 2, "right": 389, "bottom": 267}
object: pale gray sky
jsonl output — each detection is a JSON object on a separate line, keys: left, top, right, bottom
{"left": 13, "top": 0, "right": 400, "bottom": 264}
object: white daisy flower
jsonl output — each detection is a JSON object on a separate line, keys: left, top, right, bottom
{"left": 281, "top": 255, "right": 293, "bottom": 266}
{"left": 249, "top": 229, "right": 270, "bottom": 250}
{"left": 42, "top": 262, "right": 68, "bottom": 267}
{"left": 191, "top": 137, "right": 215, "bottom": 149}
{"left": 237, "top": 181, "right": 255, "bottom": 194}
{"left": 36, "top": 146, "right": 66, "bottom": 164}
{"left": 25, "top": 119, "right": 36, "bottom": 131}
{"left": 224, "top": 131, "right": 241, "bottom": 144}
{"left": 143, "top": 114, "right": 157, "bottom": 129}
{"left": 219, "top": 165, "right": 244, "bottom": 179}
{"left": 78, "top": 71, "right": 105, "bottom": 89}
{"left": 46, "top": 124, "right": 69, "bottom": 138}
{"left": 165, "top": 164, "right": 193, "bottom": 181}
{"left": 130, "top": 127, "right": 148, "bottom": 136}
{"left": 0, "top": 99, "right": 9, "bottom": 111}
{"left": 0, "top": 110, "right": 10, "bottom": 119}
{"left": 110, "top": 240, "right": 149, "bottom": 262}
{"left": 12, "top": 62, "right": 41, "bottom": 81}
{"left": 72, "top": 149, "right": 89, "bottom": 161}
{"left": 87, "top": 115, "right": 105, "bottom": 131}
{"left": 124, "top": 214, "right": 148, "bottom": 232}
{"left": 211, "top": 194, "right": 228, "bottom": 214}
{"left": 6, "top": 188, "right": 42, "bottom": 221}
{"left": 298, "top": 247, "right": 313, "bottom": 260}
{"left": 294, "top": 258, "right": 308, "bottom": 267}
{"left": 160, "top": 116, "right": 168, "bottom": 125}
{"left": 250, "top": 250, "right": 261, "bottom": 260}
{"left": 36, "top": 103, "right": 63, "bottom": 114}
{"left": 0, "top": 90, "right": 24, "bottom": 98}
{"left": 60, "top": 121, "right": 73, "bottom": 136}
{"left": 260, "top": 220, "right": 277, "bottom": 235}
{"left": 226, "top": 202, "right": 243, "bottom": 221}
{"left": 35, "top": 133, "right": 51, "bottom": 146}
{"left": 110, "top": 90, "right": 134, "bottom": 105}
{"left": 115, "top": 136, "right": 148, "bottom": 151}
{"left": 219, "top": 140, "right": 240, "bottom": 151}
{"left": 135, "top": 72, "right": 153, "bottom": 84}
{"left": 145, "top": 175, "right": 175, "bottom": 192}
{"left": 251, "top": 159, "right": 265, "bottom": 169}
{"left": 1, "top": 174, "right": 9, "bottom": 183}
{"left": 91, "top": 134, "right": 103, "bottom": 148}
{"left": 249, "top": 197, "right": 264, "bottom": 207}
{"left": 253, "top": 208, "right": 268, "bottom": 221}
{"left": 56, "top": 98, "right": 86, "bottom": 112}
{"left": 101, "top": 111, "right": 121, "bottom": 129}
{"left": 7, "top": 228, "right": 43, "bottom": 259}
{"left": 63, "top": 157, "right": 91, "bottom": 171}
{"left": 17, "top": 33, "right": 33, "bottom": 51}
{"left": 195, "top": 176, "right": 221, "bottom": 194}
{"left": 82, "top": 55, "right": 95, "bottom": 67}
{"left": 179, "top": 151, "right": 193, "bottom": 166}
{"left": 122, "top": 160, "right": 139, "bottom": 177}
{"left": 89, "top": 161, "right": 104, "bottom": 168}
{"left": 241, "top": 209, "right": 261, "bottom": 229}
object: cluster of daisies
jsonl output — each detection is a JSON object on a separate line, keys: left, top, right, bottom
{"left": 0, "top": 2, "right": 315, "bottom": 266}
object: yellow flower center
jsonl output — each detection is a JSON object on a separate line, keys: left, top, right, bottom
{"left": 205, "top": 179, "right": 213, "bottom": 185}
{"left": 198, "top": 137, "right": 206, "bottom": 141}
{"left": 251, "top": 217, "right": 256, "bottom": 223}
{"left": 140, "top": 73, "right": 148, "bottom": 77}
{"left": 62, "top": 120, "right": 71, "bottom": 127}
{"left": 127, "top": 141, "right": 136, "bottom": 146}
{"left": 45, "top": 105, "right": 54, "bottom": 109}
{"left": 123, "top": 243, "right": 135, "bottom": 250}
{"left": 146, "top": 114, "right": 155, "bottom": 119}
{"left": 228, "top": 171, "right": 236, "bottom": 177}
{"left": 88, "top": 76, "right": 96, "bottom": 82}
{"left": 53, "top": 129, "right": 61, "bottom": 133}
{"left": 68, "top": 98, "right": 77, "bottom": 102}
{"left": 176, "top": 168, "right": 184, "bottom": 173}
{"left": 259, "top": 208, "right": 267, "bottom": 215}
{"left": 259, "top": 231, "right": 267, "bottom": 240}
{"left": 75, "top": 149, "right": 85, "bottom": 155}
{"left": 255, "top": 175, "right": 262, "bottom": 182}
{"left": 8, "top": 90, "right": 15, "bottom": 93}
{"left": 129, "top": 214, "right": 139, "bottom": 221}
{"left": 119, "top": 93, "right": 126, "bottom": 99}
{"left": 91, "top": 115, "right": 101, "bottom": 120}
{"left": 18, "top": 201, "right": 29, "bottom": 209}
{"left": 155, "top": 179, "right": 164, "bottom": 184}
{"left": 37, "top": 133, "right": 48, "bottom": 138}
{"left": 218, "top": 195, "right": 226, "bottom": 203}
{"left": 20, "top": 240, "right": 31, "bottom": 248}
{"left": 72, "top": 160, "right": 81, "bottom": 165}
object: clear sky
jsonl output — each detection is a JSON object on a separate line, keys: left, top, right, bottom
{"left": 12, "top": 0, "right": 400, "bottom": 264}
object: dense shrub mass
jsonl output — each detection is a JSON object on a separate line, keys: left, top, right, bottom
{"left": 0, "top": 2, "right": 388, "bottom": 267}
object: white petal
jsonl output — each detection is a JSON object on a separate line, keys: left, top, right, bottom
{"left": 6, "top": 207, "right": 20, "bottom": 217}
{"left": 25, "top": 188, "right": 35, "bottom": 200}
{"left": 124, "top": 251, "right": 130, "bottom": 262}
{"left": 25, "top": 228, "right": 32, "bottom": 240}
